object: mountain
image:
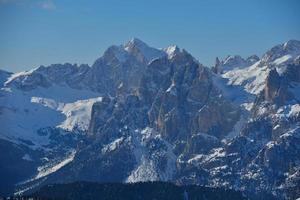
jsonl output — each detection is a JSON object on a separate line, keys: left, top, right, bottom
{"left": 0, "top": 38, "right": 299, "bottom": 199}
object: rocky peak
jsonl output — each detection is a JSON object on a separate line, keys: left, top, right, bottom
{"left": 124, "top": 38, "right": 166, "bottom": 63}
{"left": 164, "top": 45, "right": 180, "bottom": 59}
{"left": 211, "top": 57, "right": 221, "bottom": 74}
{"left": 216, "top": 55, "right": 249, "bottom": 73}
{"left": 100, "top": 45, "right": 129, "bottom": 64}
{"left": 283, "top": 39, "right": 300, "bottom": 52}
{"left": 259, "top": 67, "right": 292, "bottom": 106}
{"left": 246, "top": 55, "right": 260, "bottom": 65}
{"left": 125, "top": 37, "right": 147, "bottom": 48}
{"left": 261, "top": 39, "right": 300, "bottom": 64}
{"left": 264, "top": 68, "right": 281, "bottom": 102}
{"left": 224, "top": 55, "right": 247, "bottom": 66}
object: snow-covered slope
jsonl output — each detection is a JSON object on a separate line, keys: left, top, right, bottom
{"left": 0, "top": 84, "right": 101, "bottom": 148}
{"left": 221, "top": 40, "right": 300, "bottom": 95}
{"left": 221, "top": 61, "right": 268, "bottom": 95}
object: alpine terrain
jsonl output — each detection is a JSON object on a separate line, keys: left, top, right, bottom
{"left": 0, "top": 38, "right": 300, "bottom": 199}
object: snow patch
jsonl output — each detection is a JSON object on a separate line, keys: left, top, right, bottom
{"left": 35, "top": 149, "right": 76, "bottom": 180}
{"left": 272, "top": 54, "right": 292, "bottom": 65}
{"left": 164, "top": 45, "right": 179, "bottom": 59}
{"left": 101, "top": 137, "right": 124, "bottom": 153}
{"left": 126, "top": 157, "right": 159, "bottom": 182}
{"left": 126, "top": 127, "right": 176, "bottom": 182}
{"left": 289, "top": 104, "right": 300, "bottom": 117}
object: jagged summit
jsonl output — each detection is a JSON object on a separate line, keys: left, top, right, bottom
{"left": 283, "top": 39, "right": 300, "bottom": 51}
{"left": 124, "top": 37, "right": 149, "bottom": 48}
{"left": 123, "top": 38, "right": 166, "bottom": 63}
{"left": 1, "top": 39, "right": 300, "bottom": 199}
{"left": 212, "top": 54, "right": 260, "bottom": 74}
{"left": 246, "top": 55, "right": 260, "bottom": 63}
{"left": 163, "top": 45, "right": 180, "bottom": 59}
{"left": 262, "top": 39, "right": 300, "bottom": 64}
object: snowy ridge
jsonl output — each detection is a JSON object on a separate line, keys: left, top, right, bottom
{"left": 4, "top": 68, "right": 38, "bottom": 86}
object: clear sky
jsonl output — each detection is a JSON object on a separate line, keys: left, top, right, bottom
{"left": 1, "top": 0, "right": 300, "bottom": 72}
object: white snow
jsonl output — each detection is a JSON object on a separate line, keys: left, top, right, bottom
{"left": 0, "top": 85, "right": 101, "bottom": 148}
{"left": 126, "top": 127, "right": 176, "bottom": 182}
{"left": 58, "top": 97, "right": 102, "bottom": 132}
{"left": 242, "top": 102, "right": 254, "bottom": 111}
{"left": 222, "top": 61, "right": 269, "bottom": 95}
{"left": 212, "top": 74, "right": 255, "bottom": 105}
{"left": 280, "top": 127, "right": 300, "bottom": 139}
{"left": 273, "top": 103, "right": 300, "bottom": 119}
{"left": 166, "top": 81, "right": 176, "bottom": 94}
{"left": 164, "top": 45, "right": 178, "bottom": 59}
{"left": 35, "top": 149, "right": 76, "bottom": 179}
{"left": 204, "top": 148, "right": 226, "bottom": 162}
{"left": 126, "top": 157, "right": 159, "bottom": 182}
{"left": 188, "top": 147, "right": 226, "bottom": 165}
{"left": 266, "top": 141, "right": 275, "bottom": 149}
{"left": 124, "top": 38, "right": 166, "bottom": 62}
{"left": 101, "top": 137, "right": 124, "bottom": 153}
{"left": 272, "top": 54, "right": 292, "bottom": 65}
{"left": 289, "top": 104, "right": 300, "bottom": 117}
{"left": 31, "top": 97, "right": 62, "bottom": 110}
{"left": 4, "top": 68, "right": 38, "bottom": 86}
{"left": 187, "top": 154, "right": 205, "bottom": 164}
{"left": 220, "top": 55, "right": 248, "bottom": 72}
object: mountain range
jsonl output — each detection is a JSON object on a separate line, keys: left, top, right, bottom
{"left": 0, "top": 38, "right": 299, "bottom": 200}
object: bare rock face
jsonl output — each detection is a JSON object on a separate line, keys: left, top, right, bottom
{"left": 88, "top": 96, "right": 114, "bottom": 138}
{"left": 211, "top": 57, "right": 221, "bottom": 74}
{"left": 264, "top": 68, "right": 283, "bottom": 103}
{"left": 139, "top": 49, "right": 240, "bottom": 145}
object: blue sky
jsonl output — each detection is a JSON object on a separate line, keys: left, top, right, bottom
{"left": 1, "top": 0, "right": 300, "bottom": 72}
